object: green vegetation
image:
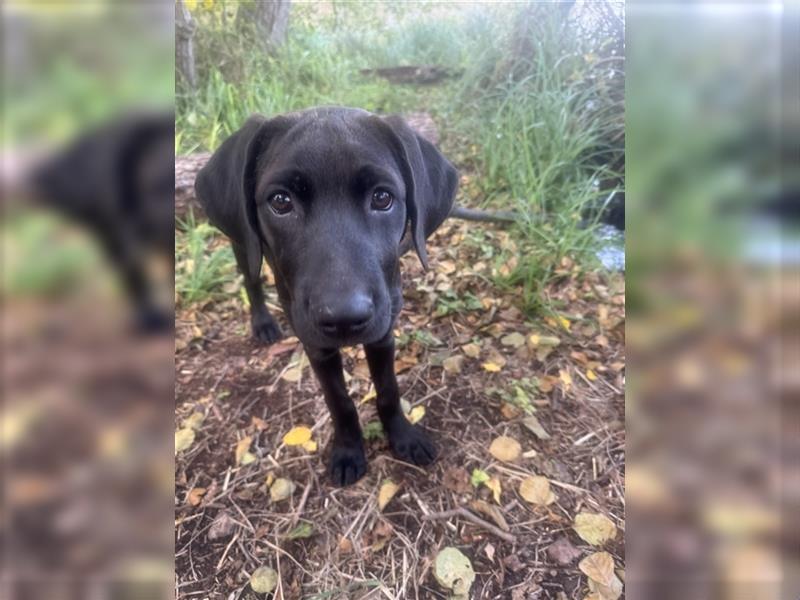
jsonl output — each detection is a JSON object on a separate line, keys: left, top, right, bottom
{"left": 175, "top": 211, "right": 236, "bottom": 307}
{"left": 176, "top": 2, "right": 624, "bottom": 315}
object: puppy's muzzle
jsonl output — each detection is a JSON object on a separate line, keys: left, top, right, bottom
{"left": 312, "top": 291, "right": 375, "bottom": 338}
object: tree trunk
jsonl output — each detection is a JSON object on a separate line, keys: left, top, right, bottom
{"left": 175, "top": 0, "right": 197, "bottom": 90}
{"left": 238, "top": 1, "right": 291, "bottom": 50}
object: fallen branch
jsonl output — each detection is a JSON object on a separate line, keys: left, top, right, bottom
{"left": 423, "top": 506, "right": 517, "bottom": 544}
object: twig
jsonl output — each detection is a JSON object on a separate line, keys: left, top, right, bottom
{"left": 423, "top": 507, "right": 516, "bottom": 544}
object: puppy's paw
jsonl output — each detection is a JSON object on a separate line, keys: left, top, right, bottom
{"left": 134, "top": 307, "right": 173, "bottom": 335}
{"left": 251, "top": 315, "right": 283, "bottom": 344}
{"left": 387, "top": 419, "right": 437, "bottom": 466}
{"left": 328, "top": 440, "right": 367, "bottom": 486}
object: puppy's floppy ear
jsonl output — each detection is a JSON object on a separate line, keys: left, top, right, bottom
{"left": 379, "top": 115, "right": 458, "bottom": 269}
{"left": 195, "top": 114, "right": 293, "bottom": 281}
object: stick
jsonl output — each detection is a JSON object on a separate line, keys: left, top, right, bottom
{"left": 423, "top": 507, "right": 516, "bottom": 544}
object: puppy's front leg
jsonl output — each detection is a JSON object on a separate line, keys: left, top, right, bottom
{"left": 365, "top": 335, "right": 437, "bottom": 466}
{"left": 307, "top": 348, "right": 367, "bottom": 486}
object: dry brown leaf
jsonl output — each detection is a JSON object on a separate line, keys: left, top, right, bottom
{"left": 462, "top": 343, "right": 481, "bottom": 358}
{"left": 338, "top": 536, "right": 353, "bottom": 554}
{"left": 519, "top": 476, "right": 557, "bottom": 505}
{"left": 579, "top": 551, "right": 615, "bottom": 586}
{"left": 443, "top": 355, "right": 465, "bottom": 374}
{"left": 489, "top": 436, "right": 521, "bottom": 462}
{"left": 443, "top": 467, "right": 472, "bottom": 494}
{"left": 378, "top": 480, "right": 400, "bottom": 512}
{"left": 501, "top": 403, "right": 521, "bottom": 420}
{"left": 187, "top": 487, "right": 207, "bottom": 507}
{"left": 574, "top": 512, "right": 617, "bottom": 546}
{"left": 470, "top": 499, "right": 509, "bottom": 531}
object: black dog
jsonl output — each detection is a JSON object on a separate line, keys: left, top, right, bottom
{"left": 195, "top": 107, "right": 457, "bottom": 485}
{"left": 29, "top": 110, "right": 175, "bottom": 332}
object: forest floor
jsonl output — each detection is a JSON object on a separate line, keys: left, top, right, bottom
{"left": 174, "top": 216, "right": 625, "bottom": 600}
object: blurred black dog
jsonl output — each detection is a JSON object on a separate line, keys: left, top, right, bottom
{"left": 196, "top": 107, "right": 457, "bottom": 485}
{"left": 29, "top": 110, "right": 175, "bottom": 332}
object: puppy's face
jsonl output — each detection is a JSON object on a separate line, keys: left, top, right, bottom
{"left": 254, "top": 113, "right": 407, "bottom": 349}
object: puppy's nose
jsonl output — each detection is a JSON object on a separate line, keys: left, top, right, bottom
{"left": 315, "top": 292, "right": 374, "bottom": 337}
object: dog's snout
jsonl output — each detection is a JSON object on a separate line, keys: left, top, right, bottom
{"left": 315, "top": 292, "right": 374, "bottom": 337}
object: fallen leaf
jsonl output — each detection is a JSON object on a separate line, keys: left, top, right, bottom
{"left": 175, "top": 428, "right": 196, "bottom": 454}
{"left": 501, "top": 332, "right": 526, "bottom": 348}
{"left": 470, "top": 499, "right": 509, "bottom": 531}
{"left": 287, "top": 521, "right": 314, "bottom": 539}
{"left": 559, "top": 369, "right": 573, "bottom": 391}
{"left": 443, "top": 355, "right": 465, "bottom": 374}
{"left": 408, "top": 405, "right": 425, "bottom": 424}
{"left": 485, "top": 477, "right": 502, "bottom": 504}
{"left": 528, "top": 334, "right": 561, "bottom": 348}
{"left": 547, "top": 536, "right": 581, "bottom": 565}
{"left": 182, "top": 412, "right": 205, "bottom": 430}
{"left": 434, "top": 547, "right": 475, "bottom": 598}
{"left": 378, "top": 480, "right": 400, "bottom": 512}
{"left": 361, "top": 389, "right": 377, "bottom": 404}
{"left": 501, "top": 403, "right": 521, "bottom": 419}
{"left": 282, "top": 366, "right": 303, "bottom": 382}
{"left": 484, "top": 542, "right": 496, "bottom": 562}
{"left": 207, "top": 511, "right": 237, "bottom": 541}
{"left": 187, "top": 487, "right": 206, "bottom": 507}
{"left": 250, "top": 566, "right": 278, "bottom": 594}
{"left": 338, "top": 536, "right": 353, "bottom": 554}
{"left": 443, "top": 467, "right": 472, "bottom": 494}
{"left": 462, "top": 343, "right": 481, "bottom": 358}
{"left": 579, "top": 551, "right": 615, "bottom": 587}
{"left": 519, "top": 476, "right": 557, "bottom": 505}
{"left": 251, "top": 416, "right": 268, "bottom": 431}
{"left": 522, "top": 415, "right": 551, "bottom": 440}
{"left": 482, "top": 361, "right": 502, "bottom": 373}
{"left": 489, "top": 436, "right": 522, "bottom": 462}
{"left": 574, "top": 512, "right": 617, "bottom": 546}
{"left": 588, "top": 574, "right": 624, "bottom": 600}
{"left": 302, "top": 440, "right": 318, "bottom": 453}
{"left": 269, "top": 478, "right": 296, "bottom": 502}
{"left": 283, "top": 426, "right": 312, "bottom": 446}
{"left": 586, "top": 369, "right": 598, "bottom": 381}
{"left": 235, "top": 436, "right": 255, "bottom": 465}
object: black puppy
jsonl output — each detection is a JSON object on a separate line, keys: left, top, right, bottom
{"left": 195, "top": 107, "right": 457, "bottom": 485}
{"left": 29, "top": 110, "right": 175, "bottom": 332}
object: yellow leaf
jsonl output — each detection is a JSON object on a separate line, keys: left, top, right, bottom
{"left": 283, "top": 426, "right": 312, "bottom": 446}
{"left": 489, "top": 436, "right": 521, "bottom": 462}
{"left": 235, "top": 436, "right": 254, "bottom": 465}
{"left": 302, "top": 440, "right": 318, "bottom": 453}
{"left": 360, "top": 389, "right": 377, "bottom": 404}
{"left": 182, "top": 412, "right": 205, "bottom": 430}
{"left": 586, "top": 369, "right": 598, "bottom": 381}
{"left": 485, "top": 477, "right": 502, "bottom": 504}
{"left": 378, "top": 480, "right": 400, "bottom": 511}
{"left": 175, "top": 428, "right": 195, "bottom": 454}
{"left": 184, "top": 0, "right": 198, "bottom": 11}
{"left": 265, "top": 473, "right": 275, "bottom": 487}
{"left": 408, "top": 405, "right": 425, "bottom": 424}
{"left": 579, "top": 551, "right": 615, "bottom": 587}
{"left": 559, "top": 316, "right": 571, "bottom": 330}
{"left": 519, "top": 476, "right": 557, "bottom": 505}
{"left": 574, "top": 512, "right": 617, "bottom": 546}
{"left": 482, "top": 361, "right": 502, "bottom": 373}
{"left": 559, "top": 369, "right": 573, "bottom": 390}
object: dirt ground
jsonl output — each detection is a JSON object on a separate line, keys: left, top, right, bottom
{"left": 174, "top": 219, "right": 625, "bottom": 599}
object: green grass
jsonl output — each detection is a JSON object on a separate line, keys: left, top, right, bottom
{"left": 176, "top": 2, "right": 624, "bottom": 315}
{"left": 175, "top": 211, "right": 236, "bottom": 307}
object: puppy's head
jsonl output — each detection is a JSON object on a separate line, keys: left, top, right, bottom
{"left": 197, "top": 107, "right": 457, "bottom": 349}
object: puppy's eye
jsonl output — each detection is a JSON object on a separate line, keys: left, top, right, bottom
{"left": 371, "top": 189, "right": 394, "bottom": 211}
{"left": 268, "top": 192, "right": 293, "bottom": 215}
